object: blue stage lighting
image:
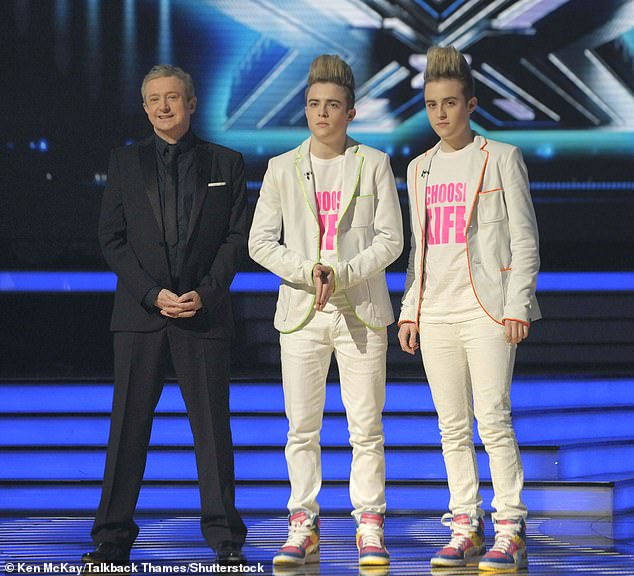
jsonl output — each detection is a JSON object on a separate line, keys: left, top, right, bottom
{"left": 1, "top": 271, "right": 634, "bottom": 293}
{"left": 536, "top": 144, "right": 555, "bottom": 159}
{"left": 530, "top": 181, "right": 634, "bottom": 190}
{"left": 0, "top": 483, "right": 615, "bottom": 515}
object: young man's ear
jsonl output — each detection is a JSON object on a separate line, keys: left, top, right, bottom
{"left": 347, "top": 108, "right": 356, "bottom": 122}
{"left": 467, "top": 96, "right": 478, "bottom": 114}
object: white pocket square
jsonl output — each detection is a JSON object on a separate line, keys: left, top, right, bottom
{"left": 207, "top": 181, "right": 226, "bottom": 187}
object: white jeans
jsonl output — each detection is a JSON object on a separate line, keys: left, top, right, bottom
{"left": 280, "top": 295, "right": 388, "bottom": 518}
{"left": 420, "top": 316, "right": 527, "bottom": 521}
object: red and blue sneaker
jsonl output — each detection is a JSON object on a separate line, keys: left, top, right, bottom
{"left": 273, "top": 511, "right": 320, "bottom": 566}
{"left": 430, "top": 513, "right": 485, "bottom": 567}
{"left": 356, "top": 512, "right": 390, "bottom": 566}
{"left": 479, "top": 518, "right": 528, "bottom": 572}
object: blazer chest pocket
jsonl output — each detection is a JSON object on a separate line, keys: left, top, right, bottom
{"left": 350, "top": 194, "right": 375, "bottom": 227}
{"left": 477, "top": 189, "right": 506, "bottom": 223}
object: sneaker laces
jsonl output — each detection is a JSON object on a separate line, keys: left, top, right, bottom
{"left": 489, "top": 523, "right": 521, "bottom": 554}
{"left": 358, "top": 522, "right": 384, "bottom": 549}
{"left": 283, "top": 516, "right": 315, "bottom": 548}
{"left": 440, "top": 513, "right": 478, "bottom": 551}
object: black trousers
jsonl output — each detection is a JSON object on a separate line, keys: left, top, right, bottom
{"left": 91, "top": 325, "right": 246, "bottom": 549}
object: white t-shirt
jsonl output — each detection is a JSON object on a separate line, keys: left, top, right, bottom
{"left": 421, "top": 143, "right": 485, "bottom": 323}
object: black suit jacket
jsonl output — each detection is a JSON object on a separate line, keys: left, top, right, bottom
{"left": 98, "top": 134, "right": 247, "bottom": 338}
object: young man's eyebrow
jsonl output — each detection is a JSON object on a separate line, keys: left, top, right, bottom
{"left": 308, "top": 98, "right": 343, "bottom": 104}
{"left": 426, "top": 96, "right": 459, "bottom": 103}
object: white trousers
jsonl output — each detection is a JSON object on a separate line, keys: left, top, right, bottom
{"left": 420, "top": 316, "right": 527, "bottom": 521}
{"left": 280, "top": 296, "right": 388, "bottom": 517}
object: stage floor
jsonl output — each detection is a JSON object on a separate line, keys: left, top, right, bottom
{"left": 1, "top": 514, "right": 632, "bottom": 575}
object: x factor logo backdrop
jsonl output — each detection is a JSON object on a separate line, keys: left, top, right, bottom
{"left": 191, "top": 0, "right": 634, "bottom": 159}
{"left": 5, "top": 0, "right": 634, "bottom": 159}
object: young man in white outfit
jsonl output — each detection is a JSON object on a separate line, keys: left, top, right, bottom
{"left": 249, "top": 54, "right": 403, "bottom": 567}
{"left": 398, "top": 46, "right": 540, "bottom": 572}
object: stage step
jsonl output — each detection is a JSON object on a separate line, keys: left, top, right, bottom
{"left": 0, "top": 445, "right": 561, "bottom": 481}
{"left": 3, "top": 441, "right": 632, "bottom": 481}
{"left": 2, "top": 378, "right": 633, "bottom": 413}
{"left": 2, "top": 479, "right": 628, "bottom": 516}
{"left": 1, "top": 378, "right": 632, "bottom": 516}
{"left": 2, "top": 408, "right": 633, "bottom": 446}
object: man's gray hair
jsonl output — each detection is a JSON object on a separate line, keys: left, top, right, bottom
{"left": 141, "top": 64, "right": 195, "bottom": 102}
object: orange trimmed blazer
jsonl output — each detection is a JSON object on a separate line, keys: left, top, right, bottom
{"left": 399, "top": 135, "right": 541, "bottom": 327}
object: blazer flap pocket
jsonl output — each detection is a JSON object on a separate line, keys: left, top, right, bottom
{"left": 350, "top": 194, "right": 375, "bottom": 227}
{"left": 478, "top": 189, "right": 506, "bottom": 223}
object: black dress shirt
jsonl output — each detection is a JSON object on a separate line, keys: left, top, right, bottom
{"left": 143, "top": 130, "right": 196, "bottom": 308}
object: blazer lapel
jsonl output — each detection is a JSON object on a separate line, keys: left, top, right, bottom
{"left": 294, "top": 139, "right": 319, "bottom": 224}
{"left": 139, "top": 139, "right": 163, "bottom": 232}
{"left": 338, "top": 139, "right": 363, "bottom": 221}
{"left": 413, "top": 143, "right": 439, "bottom": 232}
{"left": 465, "top": 135, "right": 490, "bottom": 225}
{"left": 186, "top": 143, "right": 213, "bottom": 244}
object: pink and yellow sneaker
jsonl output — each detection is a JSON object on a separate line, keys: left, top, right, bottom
{"left": 430, "top": 513, "right": 485, "bottom": 567}
{"left": 479, "top": 518, "right": 528, "bottom": 572}
{"left": 273, "top": 511, "right": 320, "bottom": 566}
{"left": 356, "top": 512, "right": 390, "bottom": 566}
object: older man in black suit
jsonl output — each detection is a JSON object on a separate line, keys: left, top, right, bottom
{"left": 82, "top": 65, "right": 247, "bottom": 566}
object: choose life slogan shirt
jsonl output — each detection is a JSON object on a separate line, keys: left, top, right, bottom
{"left": 311, "top": 152, "right": 347, "bottom": 306}
{"left": 421, "top": 142, "right": 485, "bottom": 323}
{"left": 311, "top": 152, "right": 344, "bottom": 264}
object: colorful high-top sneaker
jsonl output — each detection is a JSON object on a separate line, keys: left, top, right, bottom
{"left": 273, "top": 511, "right": 320, "bottom": 566}
{"left": 479, "top": 518, "right": 528, "bottom": 572}
{"left": 356, "top": 512, "right": 390, "bottom": 566}
{"left": 430, "top": 513, "right": 485, "bottom": 567}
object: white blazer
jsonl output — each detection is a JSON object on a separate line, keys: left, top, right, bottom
{"left": 249, "top": 137, "right": 403, "bottom": 333}
{"left": 400, "top": 135, "right": 541, "bottom": 327}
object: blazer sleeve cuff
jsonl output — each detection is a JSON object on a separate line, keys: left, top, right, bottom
{"left": 502, "top": 317, "right": 530, "bottom": 327}
{"left": 142, "top": 286, "right": 161, "bottom": 311}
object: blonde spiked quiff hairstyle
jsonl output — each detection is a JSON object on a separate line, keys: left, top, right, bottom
{"left": 424, "top": 46, "right": 475, "bottom": 100}
{"left": 306, "top": 54, "right": 356, "bottom": 109}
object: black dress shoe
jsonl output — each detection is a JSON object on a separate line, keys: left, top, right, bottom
{"left": 215, "top": 541, "right": 246, "bottom": 565}
{"left": 82, "top": 542, "right": 130, "bottom": 564}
